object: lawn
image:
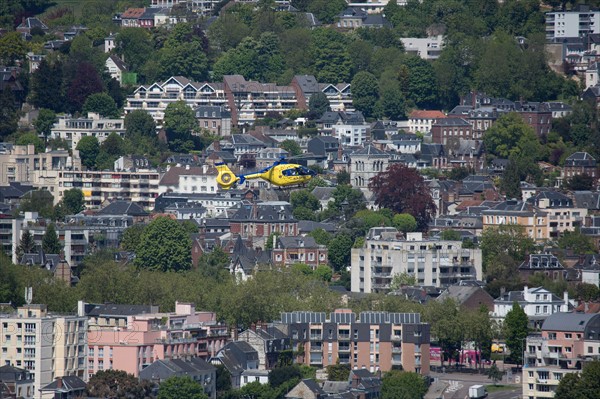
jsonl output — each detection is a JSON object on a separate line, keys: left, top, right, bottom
{"left": 485, "top": 384, "right": 518, "bottom": 393}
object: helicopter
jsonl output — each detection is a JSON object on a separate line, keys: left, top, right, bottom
{"left": 215, "top": 156, "right": 317, "bottom": 190}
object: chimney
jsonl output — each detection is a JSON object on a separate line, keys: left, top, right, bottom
{"left": 214, "top": 140, "right": 221, "bottom": 151}
{"left": 185, "top": 164, "right": 190, "bottom": 170}
{"left": 56, "top": 377, "right": 62, "bottom": 389}
{"left": 564, "top": 291, "right": 569, "bottom": 308}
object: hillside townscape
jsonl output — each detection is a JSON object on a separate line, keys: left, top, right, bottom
{"left": 2, "top": 0, "right": 600, "bottom": 398}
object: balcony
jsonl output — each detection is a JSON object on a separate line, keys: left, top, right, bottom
{"left": 310, "top": 334, "right": 322, "bottom": 341}
{"left": 392, "top": 346, "right": 402, "bottom": 354}
{"left": 310, "top": 345, "right": 323, "bottom": 352}
{"left": 392, "top": 335, "right": 402, "bottom": 341}
{"left": 338, "top": 346, "right": 351, "bottom": 353}
{"left": 338, "top": 334, "right": 350, "bottom": 341}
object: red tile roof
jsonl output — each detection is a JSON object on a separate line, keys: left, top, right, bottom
{"left": 122, "top": 8, "right": 145, "bottom": 18}
{"left": 409, "top": 110, "right": 447, "bottom": 119}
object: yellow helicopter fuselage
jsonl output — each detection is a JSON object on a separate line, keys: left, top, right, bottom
{"left": 216, "top": 163, "right": 314, "bottom": 190}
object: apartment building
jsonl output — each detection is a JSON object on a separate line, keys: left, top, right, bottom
{"left": 50, "top": 113, "right": 125, "bottom": 149}
{"left": 223, "top": 75, "right": 298, "bottom": 125}
{"left": 274, "top": 310, "right": 430, "bottom": 374}
{"left": 407, "top": 110, "right": 446, "bottom": 134}
{"left": 57, "top": 169, "right": 161, "bottom": 210}
{"left": 482, "top": 200, "right": 549, "bottom": 242}
{"left": 291, "top": 75, "right": 353, "bottom": 113}
{"left": 159, "top": 165, "right": 219, "bottom": 195}
{"left": 526, "top": 191, "right": 587, "bottom": 239}
{"left": 545, "top": 5, "right": 600, "bottom": 39}
{"left": 0, "top": 305, "right": 88, "bottom": 395}
{"left": 351, "top": 228, "right": 482, "bottom": 294}
{"left": 523, "top": 312, "right": 600, "bottom": 399}
{"left": 0, "top": 145, "right": 80, "bottom": 196}
{"left": 80, "top": 301, "right": 228, "bottom": 379}
{"left": 125, "top": 76, "right": 227, "bottom": 124}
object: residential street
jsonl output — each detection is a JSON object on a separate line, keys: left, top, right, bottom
{"left": 426, "top": 371, "right": 522, "bottom": 399}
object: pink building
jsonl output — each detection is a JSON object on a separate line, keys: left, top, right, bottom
{"left": 80, "top": 301, "right": 229, "bottom": 378}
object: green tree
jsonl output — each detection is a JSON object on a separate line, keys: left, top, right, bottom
{"left": 82, "top": 93, "right": 119, "bottom": 118}
{"left": 164, "top": 101, "right": 196, "bottom": 152}
{"left": 33, "top": 108, "right": 56, "bottom": 145}
{"left": 314, "top": 265, "right": 333, "bottom": 282}
{"left": 555, "top": 372, "right": 583, "bottom": 399}
{"left": 158, "top": 376, "right": 207, "bottom": 399}
{"left": 328, "top": 233, "right": 353, "bottom": 271}
{"left": 0, "top": 31, "right": 26, "bottom": 66}
{"left": 157, "top": 41, "right": 209, "bottom": 82}
{"left": 55, "top": 188, "right": 85, "bottom": 219}
{"left": 76, "top": 136, "right": 100, "bottom": 170}
{"left": 125, "top": 109, "right": 156, "bottom": 138}
{"left": 29, "top": 59, "right": 64, "bottom": 112}
{"left": 18, "top": 190, "right": 55, "bottom": 219}
{"left": 307, "top": 228, "right": 332, "bottom": 246}
{"left": 379, "top": 86, "right": 407, "bottom": 120}
{"left": 307, "top": 0, "right": 346, "bottom": 24}
{"left": 352, "top": 71, "right": 379, "bottom": 118}
{"left": 326, "top": 361, "right": 350, "bottom": 381}
{"left": 0, "top": 255, "right": 23, "bottom": 306}
{"left": 0, "top": 88, "right": 19, "bottom": 139}
{"left": 381, "top": 370, "right": 428, "bottom": 399}
{"left": 504, "top": 301, "right": 529, "bottom": 365}
{"left": 480, "top": 224, "right": 535, "bottom": 273}
{"left": 135, "top": 217, "right": 192, "bottom": 272}
{"left": 483, "top": 112, "right": 541, "bottom": 160}
{"left": 558, "top": 229, "right": 596, "bottom": 254}
{"left": 486, "top": 364, "right": 503, "bottom": 385}
{"left": 15, "top": 132, "right": 44, "bottom": 153}
{"left": 337, "top": 170, "right": 350, "bottom": 185}
{"left": 290, "top": 189, "right": 319, "bottom": 211}
{"left": 308, "top": 91, "right": 330, "bottom": 120}
{"left": 400, "top": 56, "right": 438, "bottom": 109}
{"left": 279, "top": 139, "right": 302, "bottom": 156}
{"left": 265, "top": 232, "right": 282, "bottom": 251}
{"left": 16, "top": 230, "right": 36, "bottom": 262}
{"left": 87, "top": 370, "right": 154, "bottom": 399}
{"left": 311, "top": 28, "right": 352, "bottom": 83}
{"left": 116, "top": 28, "right": 153, "bottom": 73}
{"left": 390, "top": 272, "right": 417, "bottom": 290}
{"left": 269, "top": 365, "right": 303, "bottom": 388}
{"left": 42, "top": 223, "right": 62, "bottom": 254}
{"left": 564, "top": 173, "right": 595, "bottom": 191}
{"left": 392, "top": 213, "right": 417, "bottom": 234}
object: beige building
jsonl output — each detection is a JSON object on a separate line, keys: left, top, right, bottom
{"left": 351, "top": 228, "right": 483, "bottom": 293}
{"left": 58, "top": 169, "right": 161, "bottom": 210}
{"left": 0, "top": 305, "right": 88, "bottom": 396}
{"left": 0, "top": 145, "right": 81, "bottom": 198}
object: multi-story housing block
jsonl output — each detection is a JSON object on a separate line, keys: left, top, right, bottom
{"left": 526, "top": 191, "right": 587, "bottom": 239}
{"left": 0, "top": 305, "right": 88, "bottom": 395}
{"left": 482, "top": 200, "right": 549, "bottom": 242}
{"left": 0, "top": 145, "right": 81, "bottom": 197}
{"left": 125, "top": 76, "right": 226, "bottom": 125}
{"left": 431, "top": 118, "right": 473, "bottom": 145}
{"left": 274, "top": 309, "right": 430, "bottom": 374}
{"left": 291, "top": 75, "right": 353, "bottom": 113}
{"left": 523, "top": 312, "right": 600, "bottom": 399}
{"left": 351, "top": 228, "right": 483, "bottom": 294}
{"left": 229, "top": 201, "right": 298, "bottom": 246}
{"left": 545, "top": 5, "right": 600, "bottom": 40}
{"left": 80, "top": 301, "right": 228, "bottom": 379}
{"left": 562, "top": 152, "right": 597, "bottom": 182}
{"left": 57, "top": 169, "right": 161, "bottom": 210}
{"left": 50, "top": 113, "right": 125, "bottom": 149}
{"left": 223, "top": 75, "right": 298, "bottom": 125}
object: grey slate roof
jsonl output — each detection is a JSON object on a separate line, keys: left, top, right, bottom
{"left": 574, "top": 191, "right": 600, "bottom": 210}
{"left": 40, "top": 376, "right": 86, "bottom": 391}
{"left": 84, "top": 303, "right": 157, "bottom": 317}
{"left": 97, "top": 200, "right": 148, "bottom": 216}
{"left": 541, "top": 313, "right": 600, "bottom": 332}
{"left": 277, "top": 236, "right": 319, "bottom": 249}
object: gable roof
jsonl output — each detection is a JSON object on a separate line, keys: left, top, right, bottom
{"left": 107, "top": 55, "right": 127, "bottom": 71}
{"left": 40, "top": 376, "right": 86, "bottom": 392}
{"left": 410, "top": 110, "right": 446, "bottom": 119}
{"left": 542, "top": 313, "right": 600, "bottom": 332}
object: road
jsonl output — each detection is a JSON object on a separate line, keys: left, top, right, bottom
{"left": 426, "top": 372, "right": 522, "bottom": 399}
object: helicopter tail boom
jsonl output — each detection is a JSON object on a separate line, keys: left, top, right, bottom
{"left": 215, "top": 163, "right": 240, "bottom": 190}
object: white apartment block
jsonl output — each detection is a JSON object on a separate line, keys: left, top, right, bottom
{"left": 546, "top": 7, "right": 600, "bottom": 39}
{"left": 150, "top": 0, "right": 221, "bottom": 15}
{"left": 0, "top": 305, "right": 88, "bottom": 396}
{"left": 58, "top": 169, "right": 161, "bottom": 210}
{"left": 125, "top": 77, "right": 227, "bottom": 125}
{"left": 492, "top": 286, "right": 571, "bottom": 327}
{"left": 159, "top": 165, "right": 219, "bottom": 195}
{"left": 400, "top": 35, "right": 444, "bottom": 61}
{"left": 333, "top": 123, "right": 368, "bottom": 147}
{"left": 50, "top": 113, "right": 125, "bottom": 149}
{"left": 350, "top": 228, "right": 483, "bottom": 293}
